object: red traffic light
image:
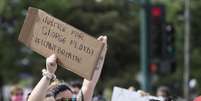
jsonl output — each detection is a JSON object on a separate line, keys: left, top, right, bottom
{"left": 149, "top": 63, "right": 158, "bottom": 74}
{"left": 151, "top": 7, "right": 161, "bottom": 17}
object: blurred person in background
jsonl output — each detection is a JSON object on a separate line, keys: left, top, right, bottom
{"left": 92, "top": 91, "right": 106, "bottom": 101}
{"left": 27, "top": 35, "right": 107, "bottom": 101}
{"left": 10, "top": 85, "right": 24, "bottom": 101}
{"left": 128, "top": 86, "right": 136, "bottom": 91}
{"left": 156, "top": 86, "right": 173, "bottom": 101}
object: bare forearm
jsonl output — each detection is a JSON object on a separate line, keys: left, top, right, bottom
{"left": 82, "top": 55, "right": 105, "bottom": 101}
{"left": 28, "top": 76, "right": 50, "bottom": 101}
{"left": 28, "top": 54, "right": 57, "bottom": 101}
{"left": 81, "top": 77, "right": 100, "bottom": 101}
{"left": 81, "top": 36, "right": 107, "bottom": 101}
{"left": 81, "top": 62, "right": 104, "bottom": 101}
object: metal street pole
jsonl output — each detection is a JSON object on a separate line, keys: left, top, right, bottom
{"left": 140, "top": 0, "right": 151, "bottom": 91}
{"left": 184, "top": 0, "right": 191, "bottom": 100}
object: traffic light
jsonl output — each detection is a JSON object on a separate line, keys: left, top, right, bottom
{"left": 154, "top": 23, "right": 177, "bottom": 74}
{"left": 159, "top": 23, "right": 176, "bottom": 74}
{"left": 147, "top": 4, "right": 166, "bottom": 62}
{"left": 162, "top": 23, "right": 175, "bottom": 59}
{"left": 146, "top": 4, "right": 176, "bottom": 74}
{"left": 146, "top": 4, "right": 166, "bottom": 73}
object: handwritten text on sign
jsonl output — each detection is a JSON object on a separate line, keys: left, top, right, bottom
{"left": 18, "top": 7, "right": 104, "bottom": 80}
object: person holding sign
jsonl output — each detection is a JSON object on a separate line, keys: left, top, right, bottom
{"left": 27, "top": 35, "right": 107, "bottom": 101}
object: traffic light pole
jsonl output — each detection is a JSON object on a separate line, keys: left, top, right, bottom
{"left": 184, "top": 0, "right": 191, "bottom": 100}
{"left": 140, "top": 0, "right": 151, "bottom": 91}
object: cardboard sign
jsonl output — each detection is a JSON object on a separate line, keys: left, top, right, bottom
{"left": 18, "top": 7, "right": 104, "bottom": 80}
{"left": 111, "top": 87, "right": 163, "bottom": 101}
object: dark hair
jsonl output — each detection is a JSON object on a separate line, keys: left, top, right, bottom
{"left": 50, "top": 83, "right": 73, "bottom": 98}
{"left": 157, "top": 86, "right": 170, "bottom": 97}
{"left": 70, "top": 80, "right": 82, "bottom": 89}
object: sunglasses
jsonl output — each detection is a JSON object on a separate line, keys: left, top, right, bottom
{"left": 56, "top": 97, "right": 77, "bottom": 101}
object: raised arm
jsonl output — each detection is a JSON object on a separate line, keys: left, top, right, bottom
{"left": 81, "top": 35, "right": 108, "bottom": 101}
{"left": 28, "top": 54, "right": 57, "bottom": 101}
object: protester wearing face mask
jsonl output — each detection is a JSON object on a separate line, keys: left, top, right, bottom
{"left": 10, "top": 85, "right": 24, "bottom": 101}
{"left": 27, "top": 35, "right": 107, "bottom": 101}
